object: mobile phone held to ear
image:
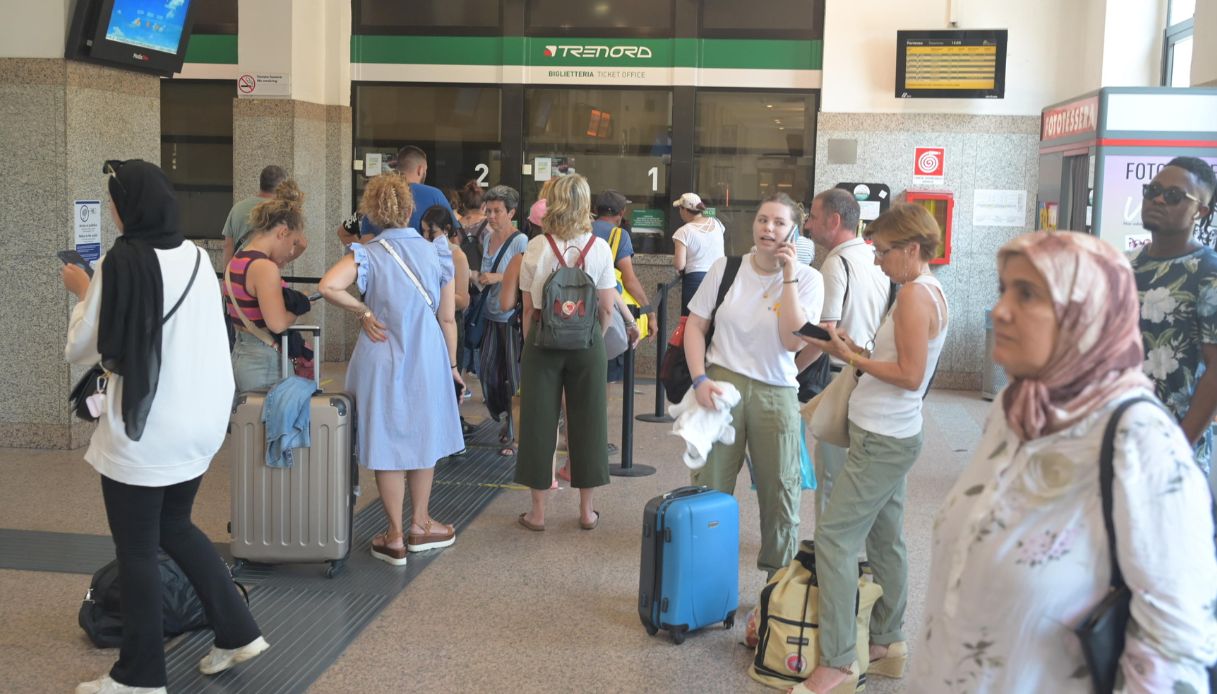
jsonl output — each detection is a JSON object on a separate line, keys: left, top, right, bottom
{"left": 795, "top": 322, "right": 831, "bottom": 341}
{"left": 57, "top": 250, "right": 94, "bottom": 277}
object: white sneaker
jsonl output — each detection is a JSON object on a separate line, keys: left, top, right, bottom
{"left": 75, "top": 675, "right": 166, "bottom": 694}
{"left": 197, "top": 636, "right": 270, "bottom": 675}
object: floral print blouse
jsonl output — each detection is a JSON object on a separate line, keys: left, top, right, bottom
{"left": 908, "top": 391, "right": 1217, "bottom": 693}
{"left": 1130, "top": 246, "right": 1217, "bottom": 472}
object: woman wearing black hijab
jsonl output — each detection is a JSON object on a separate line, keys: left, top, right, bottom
{"left": 64, "top": 160, "right": 267, "bottom": 694}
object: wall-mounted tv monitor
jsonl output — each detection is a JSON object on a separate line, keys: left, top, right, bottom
{"left": 66, "top": 0, "right": 199, "bottom": 77}
{"left": 895, "top": 29, "right": 1007, "bottom": 99}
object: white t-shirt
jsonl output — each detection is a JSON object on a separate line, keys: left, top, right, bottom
{"left": 519, "top": 232, "right": 618, "bottom": 303}
{"left": 689, "top": 254, "right": 824, "bottom": 387}
{"left": 820, "top": 238, "right": 892, "bottom": 365}
{"left": 65, "top": 243, "right": 235, "bottom": 487}
{"left": 672, "top": 217, "right": 726, "bottom": 273}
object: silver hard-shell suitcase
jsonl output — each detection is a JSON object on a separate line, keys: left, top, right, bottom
{"left": 229, "top": 325, "right": 357, "bottom": 578}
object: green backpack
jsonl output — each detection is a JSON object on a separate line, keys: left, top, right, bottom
{"left": 535, "top": 234, "right": 600, "bottom": 350}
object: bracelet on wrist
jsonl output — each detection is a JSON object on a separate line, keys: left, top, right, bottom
{"left": 691, "top": 374, "right": 709, "bottom": 389}
{"left": 783, "top": 278, "right": 799, "bottom": 284}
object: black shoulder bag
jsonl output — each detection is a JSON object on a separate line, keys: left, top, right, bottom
{"left": 1074, "top": 396, "right": 1217, "bottom": 692}
{"left": 463, "top": 231, "right": 522, "bottom": 350}
{"left": 69, "top": 247, "right": 203, "bottom": 422}
{"left": 797, "top": 257, "right": 852, "bottom": 402}
{"left": 661, "top": 256, "right": 742, "bottom": 404}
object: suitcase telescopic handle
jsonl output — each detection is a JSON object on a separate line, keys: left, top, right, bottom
{"left": 662, "top": 485, "right": 709, "bottom": 500}
{"left": 281, "top": 324, "right": 321, "bottom": 391}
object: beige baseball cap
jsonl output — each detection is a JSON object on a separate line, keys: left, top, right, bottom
{"left": 672, "top": 192, "right": 705, "bottom": 211}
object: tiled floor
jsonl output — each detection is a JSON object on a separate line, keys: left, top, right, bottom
{"left": 0, "top": 364, "right": 988, "bottom": 693}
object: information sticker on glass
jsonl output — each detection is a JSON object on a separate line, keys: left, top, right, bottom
{"left": 534, "top": 157, "right": 552, "bottom": 182}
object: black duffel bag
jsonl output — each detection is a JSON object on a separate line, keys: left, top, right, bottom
{"left": 78, "top": 553, "right": 234, "bottom": 648}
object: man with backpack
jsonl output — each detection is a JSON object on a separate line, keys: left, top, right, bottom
{"left": 592, "top": 190, "right": 652, "bottom": 381}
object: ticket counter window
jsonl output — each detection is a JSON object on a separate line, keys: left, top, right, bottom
{"left": 523, "top": 88, "right": 672, "bottom": 247}
{"left": 161, "top": 81, "right": 235, "bottom": 240}
{"left": 352, "top": 85, "right": 503, "bottom": 213}
{"left": 694, "top": 91, "right": 816, "bottom": 254}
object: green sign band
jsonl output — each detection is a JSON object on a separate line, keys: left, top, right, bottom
{"left": 184, "top": 34, "right": 238, "bottom": 64}
{"left": 351, "top": 36, "right": 823, "bottom": 71}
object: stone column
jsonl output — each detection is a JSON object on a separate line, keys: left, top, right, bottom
{"left": 0, "top": 60, "right": 160, "bottom": 448}
{"left": 232, "top": 0, "right": 355, "bottom": 362}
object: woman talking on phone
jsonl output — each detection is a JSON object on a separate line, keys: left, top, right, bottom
{"left": 65, "top": 160, "right": 266, "bottom": 694}
{"left": 683, "top": 192, "right": 824, "bottom": 577}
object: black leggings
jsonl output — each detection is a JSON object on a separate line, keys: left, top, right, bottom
{"left": 101, "top": 474, "right": 261, "bottom": 687}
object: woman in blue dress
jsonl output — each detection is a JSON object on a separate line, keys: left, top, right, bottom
{"left": 319, "top": 174, "right": 465, "bottom": 567}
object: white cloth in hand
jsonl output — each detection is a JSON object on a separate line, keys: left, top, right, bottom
{"left": 669, "top": 382, "right": 742, "bottom": 469}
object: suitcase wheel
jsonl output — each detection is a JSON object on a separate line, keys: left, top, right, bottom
{"left": 670, "top": 628, "right": 686, "bottom": 645}
{"left": 723, "top": 612, "right": 736, "bottom": 629}
{"left": 325, "top": 559, "right": 347, "bottom": 579}
{"left": 229, "top": 559, "right": 246, "bottom": 578}
{"left": 644, "top": 624, "right": 659, "bottom": 637}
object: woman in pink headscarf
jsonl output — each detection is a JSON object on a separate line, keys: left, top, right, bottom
{"left": 907, "top": 231, "right": 1217, "bottom": 693}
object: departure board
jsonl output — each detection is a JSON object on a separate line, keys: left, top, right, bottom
{"left": 895, "top": 30, "right": 1007, "bottom": 99}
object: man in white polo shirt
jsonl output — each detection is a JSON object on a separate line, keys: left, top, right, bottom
{"left": 804, "top": 188, "right": 892, "bottom": 514}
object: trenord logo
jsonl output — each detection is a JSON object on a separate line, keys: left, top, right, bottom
{"left": 543, "top": 44, "right": 654, "bottom": 59}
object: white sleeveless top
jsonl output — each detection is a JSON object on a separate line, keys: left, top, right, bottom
{"left": 848, "top": 274, "right": 947, "bottom": 439}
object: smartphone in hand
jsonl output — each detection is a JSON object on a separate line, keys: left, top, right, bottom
{"left": 307, "top": 291, "right": 323, "bottom": 302}
{"left": 794, "top": 322, "right": 831, "bottom": 341}
{"left": 57, "top": 250, "right": 94, "bottom": 278}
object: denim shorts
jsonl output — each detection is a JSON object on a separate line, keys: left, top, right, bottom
{"left": 232, "top": 331, "right": 280, "bottom": 392}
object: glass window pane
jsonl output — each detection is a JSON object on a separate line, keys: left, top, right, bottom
{"left": 161, "top": 81, "right": 235, "bottom": 239}
{"left": 355, "top": 0, "right": 500, "bottom": 30}
{"left": 191, "top": 0, "right": 237, "bottom": 33}
{"left": 526, "top": 0, "right": 673, "bottom": 32}
{"left": 1170, "top": 35, "right": 1193, "bottom": 87}
{"left": 694, "top": 92, "right": 817, "bottom": 254}
{"left": 161, "top": 82, "right": 234, "bottom": 137}
{"left": 702, "top": 0, "right": 820, "bottom": 34}
{"left": 1169, "top": 0, "right": 1195, "bottom": 25}
{"left": 523, "top": 88, "right": 672, "bottom": 241}
{"left": 352, "top": 85, "right": 503, "bottom": 208}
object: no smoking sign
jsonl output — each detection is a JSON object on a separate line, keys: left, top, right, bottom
{"left": 238, "top": 74, "right": 256, "bottom": 94}
{"left": 235, "top": 73, "right": 290, "bottom": 98}
{"left": 913, "top": 146, "right": 945, "bottom": 186}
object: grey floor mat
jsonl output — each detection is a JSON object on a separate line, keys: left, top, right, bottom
{"left": 0, "top": 420, "right": 514, "bottom": 693}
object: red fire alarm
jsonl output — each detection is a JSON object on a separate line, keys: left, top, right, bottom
{"left": 902, "top": 190, "right": 953, "bottom": 265}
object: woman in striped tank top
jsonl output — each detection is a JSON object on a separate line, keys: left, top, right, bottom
{"left": 225, "top": 183, "right": 309, "bottom": 392}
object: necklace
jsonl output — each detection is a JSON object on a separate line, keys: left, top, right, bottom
{"left": 751, "top": 255, "right": 786, "bottom": 314}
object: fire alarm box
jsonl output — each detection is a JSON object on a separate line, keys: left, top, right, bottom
{"left": 902, "top": 189, "right": 954, "bottom": 265}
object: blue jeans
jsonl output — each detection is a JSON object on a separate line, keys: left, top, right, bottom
{"left": 232, "top": 331, "right": 279, "bottom": 392}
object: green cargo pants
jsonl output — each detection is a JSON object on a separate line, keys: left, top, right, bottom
{"left": 691, "top": 364, "right": 801, "bottom": 577}
{"left": 815, "top": 420, "right": 923, "bottom": 668}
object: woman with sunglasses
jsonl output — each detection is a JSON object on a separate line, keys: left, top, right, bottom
{"left": 65, "top": 161, "right": 266, "bottom": 694}
{"left": 1129, "top": 156, "right": 1217, "bottom": 475}
{"left": 793, "top": 203, "right": 948, "bottom": 693}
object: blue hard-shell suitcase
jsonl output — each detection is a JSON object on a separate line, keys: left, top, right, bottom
{"left": 638, "top": 486, "right": 739, "bottom": 644}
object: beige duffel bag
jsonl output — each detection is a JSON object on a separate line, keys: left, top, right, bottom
{"left": 748, "top": 540, "right": 883, "bottom": 690}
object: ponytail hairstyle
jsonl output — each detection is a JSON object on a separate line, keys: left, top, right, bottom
{"left": 360, "top": 173, "right": 414, "bottom": 230}
{"left": 759, "top": 191, "right": 805, "bottom": 231}
{"left": 420, "top": 204, "right": 457, "bottom": 241}
{"left": 248, "top": 179, "right": 305, "bottom": 233}
{"left": 458, "top": 179, "right": 484, "bottom": 213}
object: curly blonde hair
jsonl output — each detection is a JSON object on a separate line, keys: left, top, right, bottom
{"left": 864, "top": 203, "right": 942, "bottom": 261}
{"left": 360, "top": 174, "right": 414, "bottom": 230}
{"left": 248, "top": 179, "right": 305, "bottom": 232}
{"left": 543, "top": 174, "right": 593, "bottom": 241}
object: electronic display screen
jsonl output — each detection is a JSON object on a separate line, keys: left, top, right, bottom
{"left": 104, "top": 0, "right": 192, "bottom": 55}
{"left": 895, "top": 29, "right": 1007, "bottom": 99}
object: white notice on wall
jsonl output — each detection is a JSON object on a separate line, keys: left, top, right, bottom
{"left": 74, "top": 200, "right": 102, "bottom": 264}
{"left": 972, "top": 189, "right": 1027, "bottom": 228}
{"left": 534, "top": 157, "right": 552, "bottom": 181}
{"left": 365, "top": 153, "right": 382, "bottom": 177}
{"left": 858, "top": 201, "right": 881, "bottom": 222}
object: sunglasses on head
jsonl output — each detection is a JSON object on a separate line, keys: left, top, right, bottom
{"left": 103, "top": 159, "right": 127, "bottom": 196}
{"left": 1143, "top": 183, "right": 1200, "bottom": 206}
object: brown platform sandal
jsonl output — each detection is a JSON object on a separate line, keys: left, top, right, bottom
{"left": 370, "top": 531, "right": 408, "bottom": 566}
